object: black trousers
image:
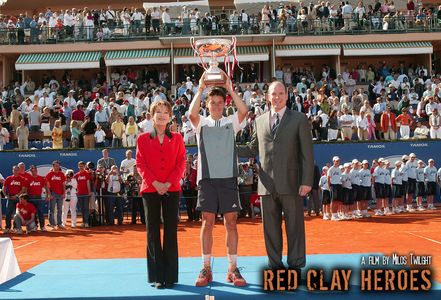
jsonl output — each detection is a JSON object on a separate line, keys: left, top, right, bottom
{"left": 183, "top": 189, "right": 199, "bottom": 221}
{"left": 143, "top": 192, "right": 179, "bottom": 284}
{"left": 131, "top": 196, "right": 145, "bottom": 224}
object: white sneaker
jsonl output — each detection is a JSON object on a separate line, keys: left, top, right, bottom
{"left": 59, "top": 224, "right": 66, "bottom": 230}
{"left": 362, "top": 212, "right": 371, "bottom": 218}
{"left": 417, "top": 205, "right": 425, "bottom": 211}
{"left": 374, "top": 209, "right": 383, "bottom": 216}
{"left": 407, "top": 205, "right": 416, "bottom": 212}
{"left": 323, "top": 214, "right": 330, "bottom": 220}
{"left": 428, "top": 204, "right": 437, "bottom": 210}
{"left": 331, "top": 214, "right": 341, "bottom": 221}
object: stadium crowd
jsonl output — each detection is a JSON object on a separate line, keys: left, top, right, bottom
{"left": 0, "top": 58, "right": 441, "bottom": 151}
{"left": 0, "top": 0, "right": 440, "bottom": 43}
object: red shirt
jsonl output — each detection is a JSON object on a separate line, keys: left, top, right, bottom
{"left": 74, "top": 170, "right": 91, "bottom": 195}
{"left": 136, "top": 132, "right": 186, "bottom": 193}
{"left": 19, "top": 172, "right": 33, "bottom": 187}
{"left": 16, "top": 202, "right": 36, "bottom": 221}
{"left": 396, "top": 114, "right": 413, "bottom": 126}
{"left": 4, "top": 175, "right": 27, "bottom": 196}
{"left": 28, "top": 175, "right": 46, "bottom": 197}
{"left": 45, "top": 170, "right": 66, "bottom": 195}
{"left": 71, "top": 109, "right": 85, "bottom": 121}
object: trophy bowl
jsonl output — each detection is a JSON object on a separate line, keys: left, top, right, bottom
{"left": 191, "top": 38, "right": 234, "bottom": 86}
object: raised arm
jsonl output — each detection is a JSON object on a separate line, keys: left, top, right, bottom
{"left": 189, "top": 73, "right": 206, "bottom": 129}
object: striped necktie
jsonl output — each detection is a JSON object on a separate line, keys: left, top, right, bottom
{"left": 272, "top": 113, "right": 280, "bottom": 137}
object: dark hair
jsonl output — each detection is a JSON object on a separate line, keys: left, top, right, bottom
{"left": 206, "top": 87, "right": 226, "bottom": 102}
{"left": 20, "top": 194, "right": 29, "bottom": 201}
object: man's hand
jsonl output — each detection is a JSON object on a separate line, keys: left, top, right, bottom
{"left": 298, "top": 185, "right": 312, "bottom": 197}
{"left": 219, "top": 70, "right": 233, "bottom": 94}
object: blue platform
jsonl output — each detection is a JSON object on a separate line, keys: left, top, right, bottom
{"left": 0, "top": 254, "right": 440, "bottom": 299}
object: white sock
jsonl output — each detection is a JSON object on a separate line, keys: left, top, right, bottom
{"left": 203, "top": 254, "right": 211, "bottom": 267}
{"left": 227, "top": 254, "right": 237, "bottom": 267}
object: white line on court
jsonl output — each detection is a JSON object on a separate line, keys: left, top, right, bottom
{"left": 14, "top": 240, "right": 38, "bottom": 250}
{"left": 407, "top": 232, "right": 441, "bottom": 245}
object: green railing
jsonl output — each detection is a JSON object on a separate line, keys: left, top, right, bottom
{"left": 2, "top": 14, "right": 441, "bottom": 45}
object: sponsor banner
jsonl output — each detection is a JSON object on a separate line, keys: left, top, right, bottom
{"left": 0, "top": 140, "right": 439, "bottom": 183}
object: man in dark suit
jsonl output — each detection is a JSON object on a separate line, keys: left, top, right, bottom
{"left": 237, "top": 81, "right": 314, "bottom": 271}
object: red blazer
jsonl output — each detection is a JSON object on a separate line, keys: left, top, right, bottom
{"left": 136, "top": 131, "right": 186, "bottom": 194}
{"left": 380, "top": 112, "right": 397, "bottom": 132}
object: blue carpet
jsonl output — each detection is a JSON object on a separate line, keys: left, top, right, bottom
{"left": 0, "top": 254, "right": 439, "bottom": 299}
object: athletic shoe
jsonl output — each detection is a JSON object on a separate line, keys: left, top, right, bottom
{"left": 3, "top": 228, "right": 10, "bottom": 234}
{"left": 417, "top": 205, "right": 425, "bottom": 211}
{"left": 384, "top": 207, "right": 393, "bottom": 215}
{"left": 84, "top": 223, "right": 90, "bottom": 228}
{"left": 58, "top": 224, "right": 66, "bottom": 230}
{"left": 30, "top": 227, "right": 37, "bottom": 232}
{"left": 374, "top": 210, "right": 383, "bottom": 216}
{"left": 40, "top": 227, "right": 47, "bottom": 232}
{"left": 428, "top": 204, "right": 437, "bottom": 210}
{"left": 71, "top": 225, "right": 77, "bottom": 229}
{"left": 226, "top": 268, "right": 247, "bottom": 287}
{"left": 331, "top": 214, "right": 341, "bottom": 221}
{"left": 15, "top": 228, "right": 24, "bottom": 234}
{"left": 323, "top": 214, "right": 330, "bottom": 220}
{"left": 195, "top": 266, "right": 213, "bottom": 287}
{"left": 362, "top": 212, "right": 371, "bottom": 218}
{"left": 407, "top": 205, "right": 416, "bottom": 212}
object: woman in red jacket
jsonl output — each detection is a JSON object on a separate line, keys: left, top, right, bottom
{"left": 136, "top": 100, "right": 186, "bottom": 289}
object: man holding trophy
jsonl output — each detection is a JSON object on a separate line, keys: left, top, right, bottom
{"left": 189, "top": 38, "right": 249, "bottom": 287}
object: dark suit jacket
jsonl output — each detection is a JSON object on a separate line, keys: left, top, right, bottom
{"left": 237, "top": 109, "right": 314, "bottom": 195}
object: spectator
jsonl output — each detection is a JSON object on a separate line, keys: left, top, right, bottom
{"left": 51, "top": 119, "right": 63, "bottom": 149}
{"left": 10, "top": 104, "right": 21, "bottom": 132}
{"left": 395, "top": 107, "right": 413, "bottom": 139}
{"left": 327, "top": 109, "right": 339, "bottom": 141}
{"left": 81, "top": 115, "right": 96, "bottom": 148}
{"left": 126, "top": 167, "right": 144, "bottom": 224}
{"left": 94, "top": 124, "right": 106, "bottom": 148}
{"left": 0, "top": 123, "right": 10, "bottom": 150}
{"left": 366, "top": 113, "right": 377, "bottom": 140}
{"left": 429, "top": 108, "right": 441, "bottom": 139}
{"left": 356, "top": 110, "right": 369, "bottom": 140}
{"left": 16, "top": 119, "right": 29, "bottom": 150}
{"left": 62, "top": 169, "right": 78, "bottom": 229}
{"left": 106, "top": 165, "right": 124, "bottom": 225}
{"left": 413, "top": 121, "right": 429, "bottom": 139}
{"left": 125, "top": 116, "right": 138, "bottom": 147}
{"left": 13, "top": 194, "right": 36, "bottom": 234}
{"left": 97, "top": 149, "right": 116, "bottom": 172}
{"left": 70, "top": 120, "right": 81, "bottom": 148}
{"left": 380, "top": 106, "right": 397, "bottom": 140}
{"left": 111, "top": 115, "right": 124, "bottom": 147}
{"left": 120, "top": 149, "right": 136, "bottom": 179}
{"left": 28, "top": 105, "right": 41, "bottom": 133}
{"left": 339, "top": 108, "right": 354, "bottom": 140}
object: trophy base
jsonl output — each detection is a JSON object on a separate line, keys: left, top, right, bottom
{"left": 205, "top": 73, "right": 225, "bottom": 86}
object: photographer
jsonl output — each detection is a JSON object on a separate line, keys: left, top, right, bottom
{"left": 106, "top": 165, "right": 124, "bottom": 225}
{"left": 95, "top": 164, "right": 108, "bottom": 223}
{"left": 182, "top": 158, "right": 198, "bottom": 222}
{"left": 238, "top": 162, "right": 254, "bottom": 218}
{"left": 126, "top": 167, "right": 145, "bottom": 225}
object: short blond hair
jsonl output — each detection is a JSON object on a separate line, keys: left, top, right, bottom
{"left": 150, "top": 100, "right": 172, "bottom": 117}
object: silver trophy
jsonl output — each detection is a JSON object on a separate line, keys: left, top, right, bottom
{"left": 190, "top": 37, "right": 237, "bottom": 86}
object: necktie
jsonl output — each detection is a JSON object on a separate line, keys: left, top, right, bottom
{"left": 272, "top": 113, "right": 280, "bottom": 137}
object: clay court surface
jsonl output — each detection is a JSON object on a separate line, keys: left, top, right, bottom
{"left": 6, "top": 210, "right": 441, "bottom": 282}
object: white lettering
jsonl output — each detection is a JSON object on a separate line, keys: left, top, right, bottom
{"left": 368, "top": 145, "right": 386, "bottom": 149}
{"left": 410, "top": 143, "right": 428, "bottom": 147}
{"left": 18, "top": 154, "right": 36, "bottom": 158}
{"left": 60, "top": 153, "right": 78, "bottom": 157}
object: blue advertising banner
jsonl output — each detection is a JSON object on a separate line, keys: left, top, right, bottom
{"left": 0, "top": 140, "right": 440, "bottom": 178}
